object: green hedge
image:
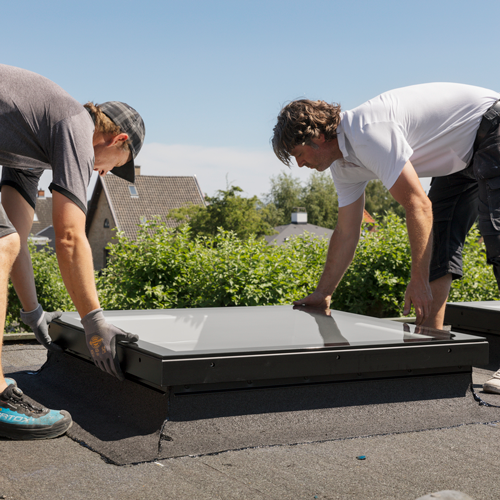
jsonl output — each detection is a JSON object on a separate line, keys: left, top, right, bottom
{"left": 5, "top": 216, "right": 498, "bottom": 331}
{"left": 332, "top": 214, "right": 498, "bottom": 316}
{"left": 96, "top": 222, "right": 327, "bottom": 310}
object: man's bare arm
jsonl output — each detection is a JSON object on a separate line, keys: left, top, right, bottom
{"left": 52, "top": 191, "right": 100, "bottom": 316}
{"left": 389, "top": 161, "right": 433, "bottom": 324}
{"left": 293, "top": 193, "right": 365, "bottom": 308}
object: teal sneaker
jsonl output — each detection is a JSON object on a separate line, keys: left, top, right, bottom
{"left": 4, "top": 378, "right": 16, "bottom": 388}
{"left": 0, "top": 385, "right": 72, "bottom": 440}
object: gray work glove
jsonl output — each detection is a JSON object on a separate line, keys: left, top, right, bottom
{"left": 20, "top": 304, "right": 63, "bottom": 352}
{"left": 81, "top": 308, "right": 139, "bottom": 381}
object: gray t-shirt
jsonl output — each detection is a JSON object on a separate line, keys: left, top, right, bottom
{"left": 0, "top": 64, "right": 94, "bottom": 212}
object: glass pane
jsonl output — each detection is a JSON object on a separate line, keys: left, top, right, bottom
{"left": 59, "top": 305, "right": 476, "bottom": 357}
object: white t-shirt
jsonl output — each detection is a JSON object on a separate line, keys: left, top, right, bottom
{"left": 331, "top": 83, "right": 500, "bottom": 207}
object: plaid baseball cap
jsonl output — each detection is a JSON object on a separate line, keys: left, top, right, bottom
{"left": 99, "top": 101, "right": 145, "bottom": 183}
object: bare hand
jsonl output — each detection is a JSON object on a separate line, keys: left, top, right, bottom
{"left": 292, "top": 304, "right": 332, "bottom": 317}
{"left": 403, "top": 278, "right": 433, "bottom": 325}
{"left": 293, "top": 291, "right": 331, "bottom": 309}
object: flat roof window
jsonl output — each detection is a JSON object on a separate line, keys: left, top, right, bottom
{"left": 129, "top": 185, "right": 138, "bottom": 198}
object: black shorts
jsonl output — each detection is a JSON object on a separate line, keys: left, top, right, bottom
{"left": 0, "top": 167, "right": 45, "bottom": 238}
{"left": 0, "top": 167, "right": 44, "bottom": 210}
{"left": 429, "top": 110, "right": 500, "bottom": 282}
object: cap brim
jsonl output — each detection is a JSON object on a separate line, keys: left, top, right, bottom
{"left": 111, "top": 158, "right": 135, "bottom": 183}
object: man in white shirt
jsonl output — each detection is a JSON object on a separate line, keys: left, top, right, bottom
{"left": 272, "top": 83, "right": 500, "bottom": 392}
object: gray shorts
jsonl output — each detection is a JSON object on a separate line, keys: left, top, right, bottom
{"left": 0, "top": 205, "right": 17, "bottom": 238}
{"left": 0, "top": 167, "right": 44, "bottom": 238}
{"left": 429, "top": 108, "right": 500, "bottom": 284}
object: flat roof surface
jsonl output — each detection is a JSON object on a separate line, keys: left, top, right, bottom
{"left": 2, "top": 344, "right": 500, "bottom": 499}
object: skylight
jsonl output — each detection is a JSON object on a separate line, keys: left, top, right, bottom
{"left": 128, "top": 185, "right": 138, "bottom": 198}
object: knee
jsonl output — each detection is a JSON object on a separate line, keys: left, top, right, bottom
{"left": 0, "top": 232, "right": 20, "bottom": 266}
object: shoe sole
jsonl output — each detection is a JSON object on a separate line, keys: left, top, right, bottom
{"left": 483, "top": 382, "right": 500, "bottom": 395}
{"left": 0, "top": 411, "right": 73, "bottom": 440}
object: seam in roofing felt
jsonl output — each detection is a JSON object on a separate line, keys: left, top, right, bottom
{"left": 110, "top": 415, "right": 500, "bottom": 468}
{"left": 62, "top": 413, "right": 500, "bottom": 468}
{"left": 59, "top": 376, "right": 500, "bottom": 467}
{"left": 66, "top": 435, "right": 119, "bottom": 466}
{"left": 471, "top": 384, "right": 500, "bottom": 408}
{"left": 160, "top": 420, "right": 500, "bottom": 462}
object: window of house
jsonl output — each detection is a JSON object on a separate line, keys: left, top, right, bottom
{"left": 103, "top": 248, "right": 110, "bottom": 267}
{"left": 129, "top": 185, "right": 139, "bottom": 198}
{"left": 103, "top": 218, "right": 110, "bottom": 228}
{"left": 33, "top": 213, "right": 39, "bottom": 222}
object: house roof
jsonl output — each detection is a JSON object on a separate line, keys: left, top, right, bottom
{"left": 30, "top": 197, "right": 53, "bottom": 235}
{"left": 265, "top": 208, "right": 376, "bottom": 245}
{"left": 86, "top": 173, "right": 206, "bottom": 240}
{"left": 363, "top": 209, "right": 376, "bottom": 224}
{"left": 265, "top": 223, "right": 334, "bottom": 245}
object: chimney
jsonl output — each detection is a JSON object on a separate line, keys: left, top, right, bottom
{"left": 291, "top": 207, "right": 307, "bottom": 224}
{"left": 135, "top": 165, "right": 141, "bottom": 177}
{"left": 37, "top": 190, "right": 45, "bottom": 199}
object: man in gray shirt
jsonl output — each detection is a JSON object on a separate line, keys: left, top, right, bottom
{"left": 0, "top": 64, "right": 145, "bottom": 440}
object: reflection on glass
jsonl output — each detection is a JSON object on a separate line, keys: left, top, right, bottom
{"left": 291, "top": 306, "right": 349, "bottom": 346}
{"left": 57, "top": 305, "right": 463, "bottom": 357}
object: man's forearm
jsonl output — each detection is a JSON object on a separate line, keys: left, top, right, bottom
{"left": 316, "top": 228, "right": 359, "bottom": 298}
{"left": 293, "top": 195, "right": 364, "bottom": 308}
{"left": 405, "top": 202, "right": 433, "bottom": 283}
{"left": 52, "top": 191, "right": 100, "bottom": 318}
{"left": 56, "top": 234, "right": 100, "bottom": 317}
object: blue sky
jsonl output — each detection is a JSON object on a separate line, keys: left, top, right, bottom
{"left": 2, "top": 0, "right": 500, "bottom": 199}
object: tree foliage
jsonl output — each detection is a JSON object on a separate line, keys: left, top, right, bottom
{"left": 364, "top": 180, "right": 406, "bottom": 219}
{"left": 265, "top": 171, "right": 338, "bottom": 228}
{"left": 264, "top": 173, "right": 405, "bottom": 230}
{"left": 169, "top": 186, "right": 276, "bottom": 239}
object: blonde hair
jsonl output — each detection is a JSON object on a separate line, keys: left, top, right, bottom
{"left": 272, "top": 99, "right": 341, "bottom": 166}
{"left": 84, "top": 102, "right": 131, "bottom": 153}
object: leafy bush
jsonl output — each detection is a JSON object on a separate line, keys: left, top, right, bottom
{"left": 331, "top": 215, "right": 498, "bottom": 317}
{"left": 6, "top": 217, "right": 497, "bottom": 330}
{"left": 96, "top": 221, "right": 327, "bottom": 310}
{"left": 96, "top": 215, "right": 499, "bottom": 316}
{"left": 331, "top": 214, "right": 412, "bottom": 317}
{"left": 448, "top": 226, "right": 499, "bottom": 303}
{"left": 6, "top": 244, "right": 74, "bottom": 331}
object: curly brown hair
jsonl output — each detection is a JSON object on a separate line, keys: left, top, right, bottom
{"left": 84, "top": 102, "right": 131, "bottom": 153}
{"left": 272, "top": 99, "right": 342, "bottom": 166}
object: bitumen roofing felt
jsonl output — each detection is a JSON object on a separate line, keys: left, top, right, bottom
{"left": 1, "top": 343, "right": 500, "bottom": 500}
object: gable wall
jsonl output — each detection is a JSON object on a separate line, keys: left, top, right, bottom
{"left": 86, "top": 190, "right": 116, "bottom": 270}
